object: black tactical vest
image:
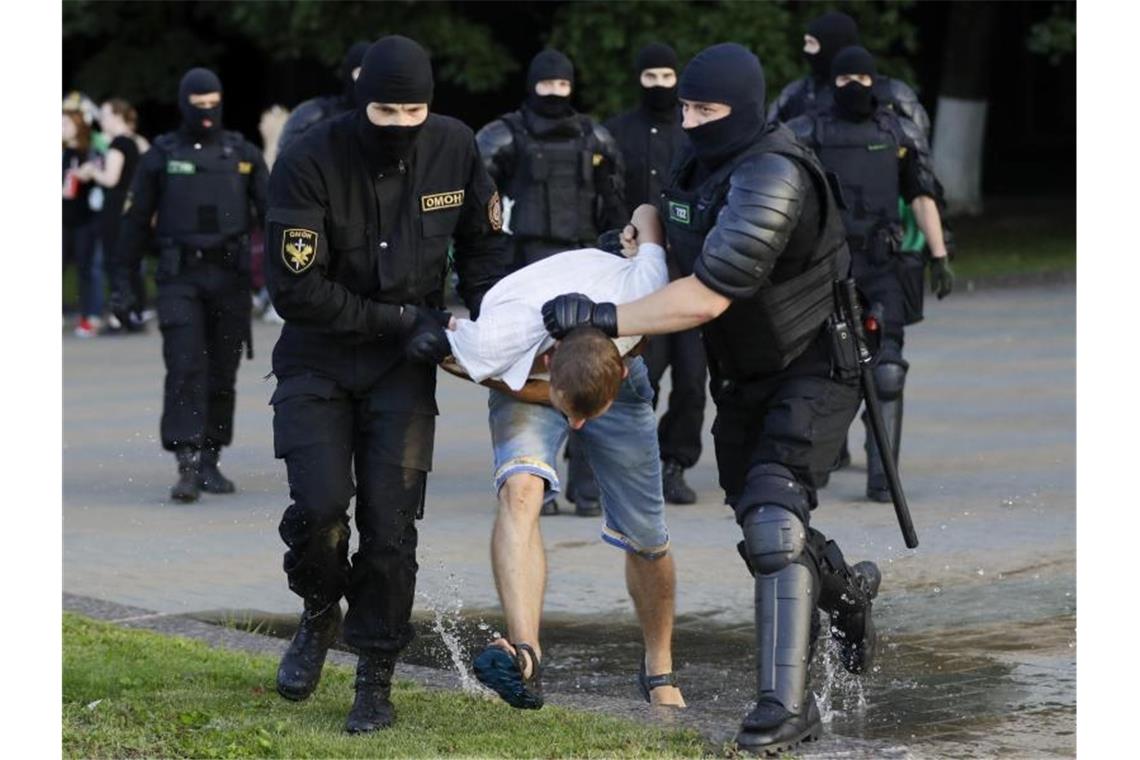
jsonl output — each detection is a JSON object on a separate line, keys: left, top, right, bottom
{"left": 501, "top": 111, "right": 599, "bottom": 244}
{"left": 660, "top": 127, "right": 848, "bottom": 379}
{"left": 154, "top": 131, "right": 253, "bottom": 251}
{"left": 813, "top": 111, "right": 902, "bottom": 255}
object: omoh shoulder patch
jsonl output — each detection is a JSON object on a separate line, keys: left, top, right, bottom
{"left": 282, "top": 228, "right": 317, "bottom": 274}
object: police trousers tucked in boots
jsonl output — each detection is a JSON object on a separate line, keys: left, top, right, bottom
{"left": 273, "top": 378, "right": 433, "bottom": 654}
{"left": 157, "top": 261, "right": 250, "bottom": 451}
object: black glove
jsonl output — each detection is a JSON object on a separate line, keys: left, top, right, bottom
{"left": 403, "top": 306, "right": 452, "bottom": 364}
{"left": 541, "top": 293, "right": 618, "bottom": 339}
{"left": 929, "top": 256, "right": 954, "bottom": 300}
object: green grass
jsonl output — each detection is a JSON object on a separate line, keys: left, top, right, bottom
{"left": 947, "top": 202, "right": 1075, "bottom": 283}
{"left": 63, "top": 614, "right": 712, "bottom": 759}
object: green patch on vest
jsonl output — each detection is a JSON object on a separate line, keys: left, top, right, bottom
{"left": 667, "top": 200, "right": 691, "bottom": 226}
{"left": 166, "top": 160, "right": 196, "bottom": 175}
{"left": 866, "top": 143, "right": 889, "bottom": 152}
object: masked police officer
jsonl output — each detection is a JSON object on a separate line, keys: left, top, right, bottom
{"left": 476, "top": 48, "right": 625, "bottom": 517}
{"left": 266, "top": 36, "right": 508, "bottom": 734}
{"left": 542, "top": 43, "right": 881, "bottom": 754}
{"left": 768, "top": 10, "right": 931, "bottom": 138}
{"left": 603, "top": 42, "right": 705, "bottom": 504}
{"left": 789, "top": 46, "right": 953, "bottom": 502}
{"left": 276, "top": 41, "right": 369, "bottom": 157}
{"left": 113, "top": 67, "right": 268, "bottom": 503}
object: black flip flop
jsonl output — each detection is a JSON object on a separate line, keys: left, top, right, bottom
{"left": 473, "top": 642, "right": 544, "bottom": 710}
{"left": 637, "top": 655, "right": 679, "bottom": 703}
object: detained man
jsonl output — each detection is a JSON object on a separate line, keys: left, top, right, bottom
{"left": 442, "top": 205, "right": 686, "bottom": 709}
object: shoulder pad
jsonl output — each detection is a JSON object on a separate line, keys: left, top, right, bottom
{"left": 590, "top": 121, "right": 620, "bottom": 155}
{"left": 694, "top": 153, "right": 808, "bottom": 299}
{"left": 769, "top": 78, "right": 809, "bottom": 122}
{"left": 289, "top": 97, "right": 333, "bottom": 124}
{"left": 475, "top": 118, "right": 514, "bottom": 159}
{"left": 784, "top": 115, "right": 816, "bottom": 144}
{"left": 883, "top": 78, "right": 931, "bottom": 138}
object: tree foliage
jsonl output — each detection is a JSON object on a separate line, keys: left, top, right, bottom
{"left": 549, "top": 0, "right": 919, "bottom": 120}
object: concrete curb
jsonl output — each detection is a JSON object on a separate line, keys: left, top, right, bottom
{"left": 63, "top": 593, "right": 735, "bottom": 748}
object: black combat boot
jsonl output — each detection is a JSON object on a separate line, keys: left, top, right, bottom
{"left": 662, "top": 459, "right": 697, "bottom": 504}
{"left": 830, "top": 560, "right": 881, "bottom": 674}
{"left": 345, "top": 653, "right": 397, "bottom": 733}
{"left": 198, "top": 442, "right": 236, "bottom": 494}
{"left": 171, "top": 447, "right": 201, "bottom": 503}
{"left": 276, "top": 602, "right": 343, "bottom": 701}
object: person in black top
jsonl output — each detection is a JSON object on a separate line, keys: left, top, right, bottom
{"left": 542, "top": 43, "right": 883, "bottom": 754}
{"left": 476, "top": 48, "right": 626, "bottom": 518}
{"left": 83, "top": 98, "right": 148, "bottom": 332}
{"left": 604, "top": 42, "right": 706, "bottom": 505}
{"left": 113, "top": 68, "right": 269, "bottom": 503}
{"left": 276, "top": 41, "right": 369, "bottom": 157}
{"left": 63, "top": 109, "right": 102, "bottom": 337}
{"left": 788, "top": 46, "right": 953, "bottom": 502}
{"left": 265, "top": 36, "right": 509, "bottom": 734}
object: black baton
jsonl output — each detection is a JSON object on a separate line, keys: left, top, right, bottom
{"left": 834, "top": 279, "right": 919, "bottom": 548}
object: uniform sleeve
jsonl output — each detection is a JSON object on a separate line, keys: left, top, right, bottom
{"left": 887, "top": 79, "right": 932, "bottom": 140}
{"left": 898, "top": 130, "right": 940, "bottom": 203}
{"left": 767, "top": 80, "right": 801, "bottom": 124}
{"left": 474, "top": 119, "right": 515, "bottom": 188}
{"left": 694, "top": 154, "right": 807, "bottom": 300}
{"left": 275, "top": 99, "right": 326, "bottom": 157}
{"left": 265, "top": 153, "right": 410, "bottom": 337}
{"left": 246, "top": 142, "right": 269, "bottom": 223}
{"left": 451, "top": 138, "right": 512, "bottom": 319}
{"left": 592, "top": 122, "right": 627, "bottom": 230}
{"left": 113, "top": 146, "right": 164, "bottom": 303}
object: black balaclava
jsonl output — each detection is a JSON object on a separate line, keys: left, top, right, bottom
{"left": 804, "top": 11, "right": 860, "bottom": 83}
{"left": 178, "top": 68, "right": 223, "bottom": 140}
{"left": 525, "top": 49, "right": 575, "bottom": 119}
{"left": 635, "top": 42, "right": 679, "bottom": 118}
{"left": 339, "top": 41, "right": 370, "bottom": 106}
{"left": 831, "top": 46, "right": 877, "bottom": 121}
{"left": 354, "top": 35, "right": 434, "bottom": 167}
{"left": 678, "top": 43, "right": 766, "bottom": 170}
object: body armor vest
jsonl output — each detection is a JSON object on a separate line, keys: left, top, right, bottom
{"left": 813, "top": 111, "right": 902, "bottom": 256}
{"left": 661, "top": 127, "right": 848, "bottom": 379}
{"left": 502, "top": 112, "right": 599, "bottom": 245}
{"left": 155, "top": 131, "right": 253, "bottom": 251}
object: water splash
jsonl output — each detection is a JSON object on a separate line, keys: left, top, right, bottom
{"left": 416, "top": 564, "right": 493, "bottom": 697}
{"left": 815, "top": 634, "right": 868, "bottom": 725}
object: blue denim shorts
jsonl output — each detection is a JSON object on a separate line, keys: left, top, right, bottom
{"left": 487, "top": 357, "right": 669, "bottom": 559}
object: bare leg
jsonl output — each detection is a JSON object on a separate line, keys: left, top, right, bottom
{"left": 489, "top": 473, "right": 547, "bottom": 676}
{"left": 625, "top": 552, "right": 686, "bottom": 706}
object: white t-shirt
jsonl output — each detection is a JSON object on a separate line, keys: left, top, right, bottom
{"left": 447, "top": 243, "right": 668, "bottom": 390}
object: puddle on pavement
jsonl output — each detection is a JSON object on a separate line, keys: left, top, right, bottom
{"left": 195, "top": 603, "right": 1075, "bottom": 758}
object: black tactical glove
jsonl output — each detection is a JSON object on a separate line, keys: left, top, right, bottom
{"left": 403, "top": 306, "right": 452, "bottom": 364}
{"left": 929, "top": 256, "right": 955, "bottom": 300}
{"left": 541, "top": 293, "right": 618, "bottom": 339}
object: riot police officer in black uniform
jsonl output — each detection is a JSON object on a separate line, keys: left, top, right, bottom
{"left": 603, "top": 42, "right": 705, "bottom": 505}
{"left": 768, "top": 10, "right": 931, "bottom": 138}
{"left": 266, "top": 36, "right": 508, "bottom": 734}
{"left": 542, "top": 43, "right": 881, "bottom": 754}
{"left": 114, "top": 67, "right": 268, "bottom": 503}
{"left": 276, "top": 41, "right": 369, "bottom": 156}
{"left": 789, "top": 46, "right": 953, "bottom": 502}
{"left": 476, "top": 48, "right": 625, "bottom": 517}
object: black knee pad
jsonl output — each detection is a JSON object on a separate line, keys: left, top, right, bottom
{"left": 740, "top": 504, "right": 807, "bottom": 575}
{"left": 873, "top": 362, "right": 907, "bottom": 401}
{"left": 732, "top": 462, "right": 815, "bottom": 525}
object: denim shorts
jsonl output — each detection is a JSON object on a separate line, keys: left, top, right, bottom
{"left": 487, "top": 357, "right": 669, "bottom": 559}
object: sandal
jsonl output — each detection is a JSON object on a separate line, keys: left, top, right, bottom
{"left": 637, "top": 655, "right": 679, "bottom": 703}
{"left": 473, "top": 641, "right": 544, "bottom": 709}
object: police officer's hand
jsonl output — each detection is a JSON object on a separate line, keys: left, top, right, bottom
{"left": 929, "top": 256, "right": 955, "bottom": 300}
{"left": 541, "top": 293, "right": 618, "bottom": 339}
{"left": 403, "top": 306, "right": 453, "bottom": 365}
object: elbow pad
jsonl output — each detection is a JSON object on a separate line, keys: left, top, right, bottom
{"left": 695, "top": 154, "right": 807, "bottom": 299}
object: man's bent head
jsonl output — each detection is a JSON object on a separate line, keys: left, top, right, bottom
{"left": 549, "top": 328, "right": 626, "bottom": 428}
